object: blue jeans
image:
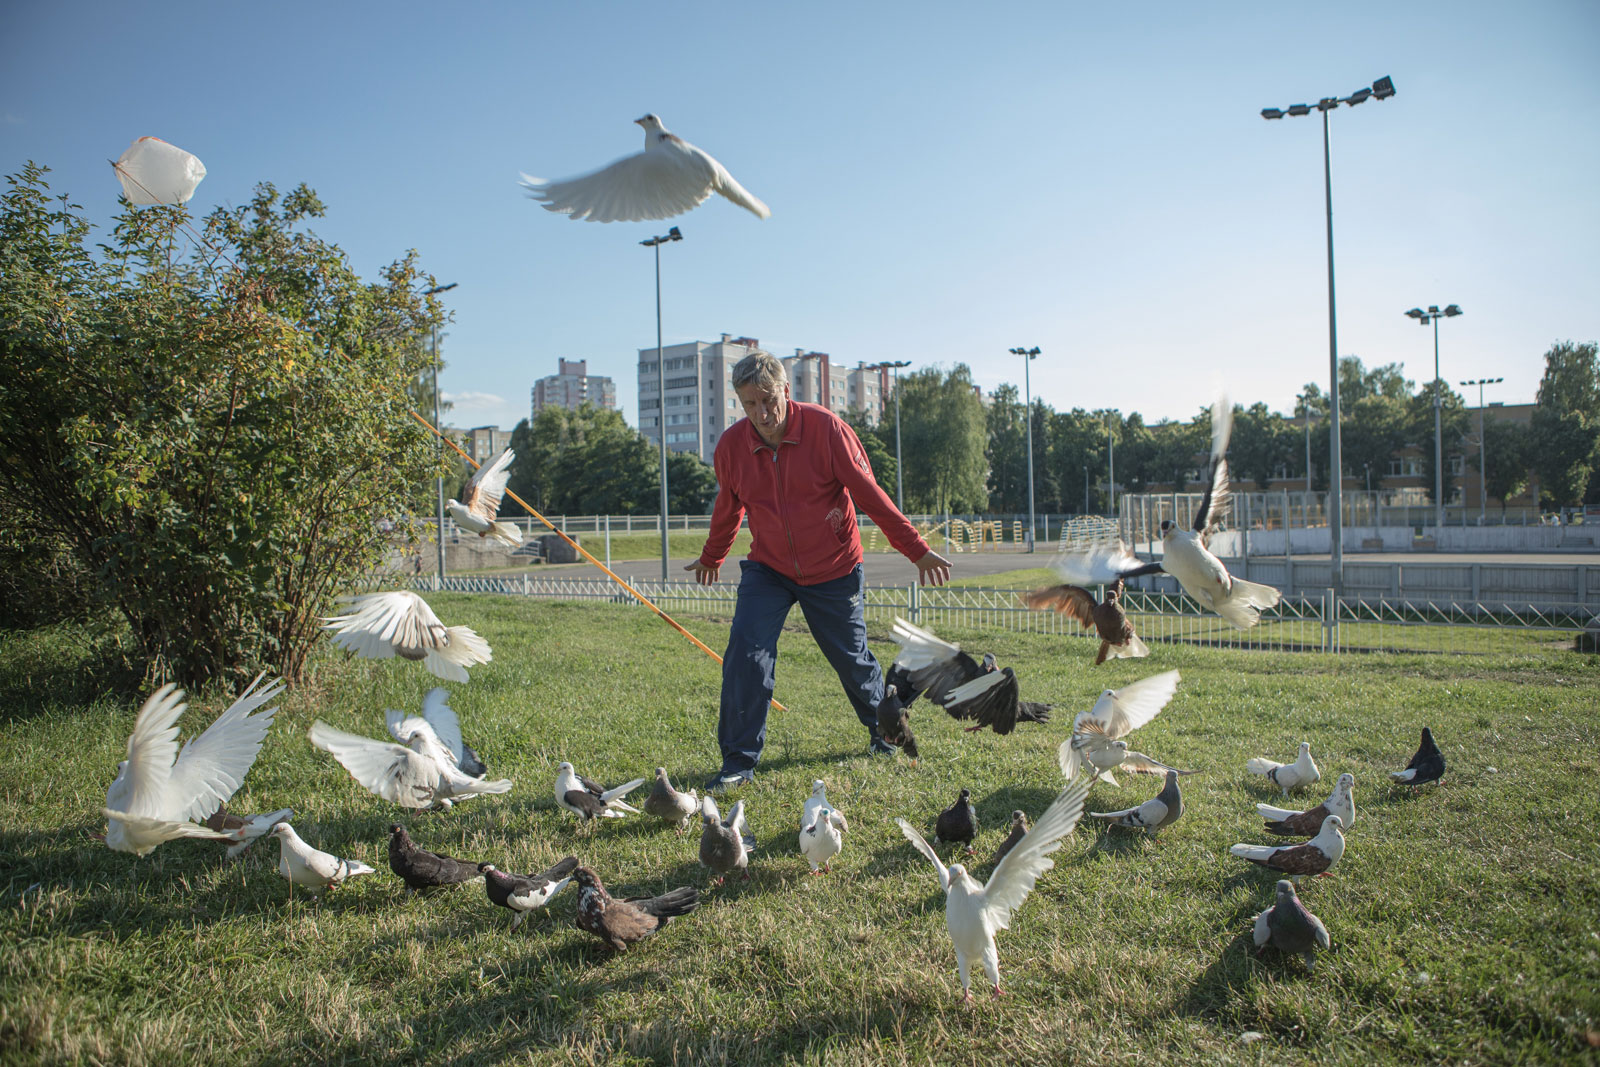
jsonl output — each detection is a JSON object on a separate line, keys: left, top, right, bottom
{"left": 717, "top": 560, "right": 884, "bottom": 774}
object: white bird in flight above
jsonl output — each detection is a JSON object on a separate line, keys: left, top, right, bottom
{"left": 322, "top": 590, "right": 492, "bottom": 683}
{"left": 102, "top": 673, "right": 284, "bottom": 856}
{"left": 521, "top": 114, "right": 770, "bottom": 223}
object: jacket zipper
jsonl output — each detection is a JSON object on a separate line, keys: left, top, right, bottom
{"left": 771, "top": 447, "right": 803, "bottom": 579}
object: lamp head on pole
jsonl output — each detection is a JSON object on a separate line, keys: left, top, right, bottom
{"left": 1443, "top": 304, "right": 1462, "bottom": 318}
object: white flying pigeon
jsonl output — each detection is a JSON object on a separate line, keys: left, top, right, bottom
{"left": 1247, "top": 742, "right": 1320, "bottom": 797}
{"left": 1259, "top": 773, "right": 1355, "bottom": 837}
{"left": 897, "top": 776, "right": 1092, "bottom": 1002}
{"left": 270, "top": 822, "right": 376, "bottom": 896}
{"left": 1058, "top": 669, "right": 1191, "bottom": 787}
{"left": 800, "top": 806, "right": 848, "bottom": 875}
{"left": 203, "top": 806, "right": 294, "bottom": 859}
{"left": 800, "top": 780, "right": 848, "bottom": 834}
{"left": 521, "top": 113, "right": 770, "bottom": 223}
{"left": 1157, "top": 395, "right": 1282, "bottom": 629}
{"left": 102, "top": 673, "right": 284, "bottom": 857}
{"left": 323, "top": 590, "right": 492, "bottom": 683}
{"left": 385, "top": 687, "right": 488, "bottom": 778}
{"left": 308, "top": 717, "right": 512, "bottom": 810}
{"left": 643, "top": 767, "right": 700, "bottom": 832}
{"left": 1088, "top": 769, "right": 1184, "bottom": 838}
{"left": 1230, "top": 814, "right": 1345, "bottom": 881}
{"left": 113, "top": 136, "right": 206, "bottom": 205}
{"left": 446, "top": 449, "right": 522, "bottom": 547}
{"left": 554, "top": 762, "right": 645, "bottom": 823}
{"left": 1253, "top": 879, "right": 1331, "bottom": 970}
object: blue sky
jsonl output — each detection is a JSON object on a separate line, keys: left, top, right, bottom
{"left": 4, "top": 1, "right": 1596, "bottom": 432}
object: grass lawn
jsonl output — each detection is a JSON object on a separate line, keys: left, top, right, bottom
{"left": 2, "top": 598, "right": 1597, "bottom": 1065}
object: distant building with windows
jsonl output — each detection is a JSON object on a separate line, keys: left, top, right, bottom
{"left": 451, "top": 425, "right": 514, "bottom": 464}
{"left": 637, "top": 334, "right": 896, "bottom": 461}
{"left": 531, "top": 358, "right": 616, "bottom": 420}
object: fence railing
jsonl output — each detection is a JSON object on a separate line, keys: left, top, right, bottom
{"left": 408, "top": 574, "right": 1593, "bottom": 657}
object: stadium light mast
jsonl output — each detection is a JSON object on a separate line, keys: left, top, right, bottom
{"left": 641, "top": 226, "right": 682, "bottom": 582}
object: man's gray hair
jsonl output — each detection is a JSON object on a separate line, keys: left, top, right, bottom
{"left": 731, "top": 351, "right": 787, "bottom": 393}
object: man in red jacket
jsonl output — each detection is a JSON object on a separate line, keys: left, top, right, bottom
{"left": 687, "top": 352, "right": 951, "bottom": 790}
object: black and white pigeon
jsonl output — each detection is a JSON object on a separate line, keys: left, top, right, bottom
{"left": 990, "top": 810, "right": 1029, "bottom": 868}
{"left": 1253, "top": 879, "right": 1332, "bottom": 970}
{"left": 203, "top": 806, "right": 293, "bottom": 859}
{"left": 897, "top": 777, "right": 1092, "bottom": 1002}
{"left": 269, "top": 823, "right": 376, "bottom": 897}
{"left": 1247, "top": 742, "right": 1320, "bottom": 796}
{"left": 1156, "top": 395, "right": 1282, "bottom": 629}
{"left": 1391, "top": 727, "right": 1446, "bottom": 786}
{"left": 1259, "top": 773, "right": 1356, "bottom": 837}
{"left": 642, "top": 768, "right": 699, "bottom": 833}
{"left": 1089, "top": 769, "right": 1184, "bottom": 838}
{"left": 521, "top": 114, "right": 770, "bottom": 223}
{"left": 1059, "top": 670, "right": 1191, "bottom": 787}
{"left": 1230, "top": 815, "right": 1345, "bottom": 882}
{"left": 322, "top": 590, "right": 492, "bottom": 683}
{"left": 480, "top": 857, "right": 579, "bottom": 929}
{"left": 699, "top": 795, "right": 755, "bottom": 885}
{"left": 572, "top": 866, "right": 699, "bottom": 952}
{"left": 386, "top": 824, "right": 483, "bottom": 896}
{"left": 887, "top": 618, "right": 1050, "bottom": 736}
{"left": 385, "top": 688, "right": 489, "bottom": 779}
{"left": 103, "top": 673, "right": 284, "bottom": 856}
{"left": 935, "top": 788, "right": 979, "bottom": 854}
{"left": 800, "top": 806, "right": 848, "bottom": 875}
{"left": 309, "top": 717, "right": 512, "bottom": 811}
{"left": 554, "top": 762, "right": 645, "bottom": 824}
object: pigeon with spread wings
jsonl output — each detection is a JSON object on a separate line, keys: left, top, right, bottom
{"left": 446, "top": 448, "right": 522, "bottom": 547}
{"left": 522, "top": 114, "right": 769, "bottom": 223}
{"left": 896, "top": 776, "right": 1091, "bottom": 1002}
{"left": 888, "top": 617, "right": 1049, "bottom": 736}
{"left": 1157, "top": 395, "right": 1281, "bottom": 629}
{"left": 323, "top": 591, "right": 492, "bottom": 683}
{"left": 1023, "top": 576, "right": 1148, "bottom": 664}
{"left": 309, "top": 714, "right": 513, "bottom": 811}
{"left": 102, "top": 674, "right": 284, "bottom": 856}
{"left": 385, "top": 688, "right": 489, "bottom": 779}
{"left": 1058, "top": 669, "right": 1192, "bottom": 787}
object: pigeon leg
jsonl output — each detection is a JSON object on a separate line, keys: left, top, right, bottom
{"left": 992, "top": 984, "right": 1005, "bottom": 998}
{"left": 961, "top": 989, "right": 974, "bottom": 1005}
{"left": 963, "top": 724, "right": 984, "bottom": 733}
{"left": 512, "top": 911, "right": 526, "bottom": 931}
{"left": 741, "top": 871, "right": 751, "bottom": 882}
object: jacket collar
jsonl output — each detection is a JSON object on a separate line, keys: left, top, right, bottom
{"left": 748, "top": 400, "right": 807, "bottom": 454}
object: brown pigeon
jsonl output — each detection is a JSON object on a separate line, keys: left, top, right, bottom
{"left": 1023, "top": 577, "right": 1149, "bottom": 664}
{"left": 572, "top": 866, "right": 699, "bottom": 951}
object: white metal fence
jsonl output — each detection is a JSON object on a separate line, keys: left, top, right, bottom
{"left": 409, "top": 574, "right": 1593, "bottom": 657}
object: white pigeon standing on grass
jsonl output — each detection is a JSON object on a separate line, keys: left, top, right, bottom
{"left": 800, "top": 780, "right": 848, "bottom": 833}
{"left": 323, "top": 590, "right": 492, "bottom": 684}
{"left": 1058, "top": 670, "right": 1192, "bottom": 787}
{"left": 521, "top": 114, "right": 770, "bottom": 223}
{"left": 1156, "top": 394, "right": 1282, "bottom": 630}
{"left": 308, "top": 717, "right": 513, "bottom": 810}
{"left": 896, "top": 776, "right": 1092, "bottom": 1002}
{"left": 446, "top": 448, "right": 523, "bottom": 547}
{"left": 102, "top": 674, "right": 284, "bottom": 857}
{"left": 800, "top": 806, "right": 848, "bottom": 874}
{"left": 269, "top": 823, "right": 376, "bottom": 897}
{"left": 1247, "top": 742, "right": 1320, "bottom": 796}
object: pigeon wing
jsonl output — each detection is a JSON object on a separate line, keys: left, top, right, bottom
{"left": 520, "top": 147, "right": 713, "bottom": 224}
{"left": 982, "top": 777, "right": 1090, "bottom": 928}
{"left": 1050, "top": 541, "right": 1164, "bottom": 587}
{"left": 1120, "top": 750, "right": 1192, "bottom": 776}
{"left": 1022, "top": 584, "right": 1097, "bottom": 628}
{"left": 325, "top": 591, "right": 444, "bottom": 659}
{"left": 939, "top": 669, "right": 1011, "bottom": 725}
{"left": 423, "top": 626, "right": 492, "bottom": 683}
{"left": 166, "top": 673, "right": 283, "bottom": 823}
{"left": 419, "top": 688, "right": 466, "bottom": 764}
{"left": 895, "top": 817, "right": 950, "bottom": 893}
{"left": 1088, "top": 669, "right": 1181, "bottom": 739}
{"left": 460, "top": 448, "right": 514, "bottom": 521}
{"left": 704, "top": 151, "right": 771, "bottom": 219}
{"left": 111, "top": 683, "right": 185, "bottom": 818}
{"left": 889, "top": 617, "right": 962, "bottom": 671}
{"left": 309, "top": 720, "right": 440, "bottom": 807}
{"left": 909, "top": 651, "right": 984, "bottom": 705}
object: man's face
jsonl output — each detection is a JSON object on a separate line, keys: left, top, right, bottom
{"left": 737, "top": 380, "right": 790, "bottom": 445}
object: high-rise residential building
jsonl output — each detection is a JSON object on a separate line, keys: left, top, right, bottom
{"left": 637, "top": 335, "right": 892, "bottom": 461}
{"left": 531, "top": 358, "right": 617, "bottom": 420}
{"left": 453, "top": 425, "right": 515, "bottom": 464}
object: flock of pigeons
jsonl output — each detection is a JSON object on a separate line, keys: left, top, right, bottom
{"left": 94, "top": 121, "right": 1452, "bottom": 999}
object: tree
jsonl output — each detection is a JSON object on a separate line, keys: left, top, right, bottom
{"left": 840, "top": 408, "right": 897, "bottom": 500}
{"left": 1408, "top": 381, "right": 1471, "bottom": 508}
{"left": 0, "top": 165, "right": 441, "bottom": 686}
{"left": 984, "top": 383, "right": 1026, "bottom": 512}
{"left": 1229, "top": 403, "right": 1297, "bottom": 490}
{"left": 1045, "top": 409, "right": 1108, "bottom": 514}
{"left": 1341, "top": 393, "right": 1409, "bottom": 494}
{"left": 507, "top": 403, "right": 656, "bottom": 515}
{"left": 1475, "top": 417, "right": 1531, "bottom": 515}
{"left": 1530, "top": 340, "right": 1600, "bottom": 507}
{"left": 666, "top": 451, "right": 717, "bottom": 514}
{"left": 897, "top": 365, "right": 988, "bottom": 514}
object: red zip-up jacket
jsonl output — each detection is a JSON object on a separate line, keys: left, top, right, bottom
{"left": 697, "top": 401, "right": 932, "bottom": 585}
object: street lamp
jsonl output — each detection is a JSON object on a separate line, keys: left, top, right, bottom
{"left": 641, "top": 226, "right": 682, "bottom": 582}
{"left": 1460, "top": 375, "right": 1503, "bottom": 524}
{"left": 1008, "top": 346, "right": 1041, "bottom": 550}
{"left": 1297, "top": 391, "right": 1315, "bottom": 493}
{"left": 422, "top": 282, "right": 457, "bottom": 585}
{"left": 1264, "top": 75, "right": 1395, "bottom": 596}
{"left": 1405, "top": 303, "right": 1463, "bottom": 529}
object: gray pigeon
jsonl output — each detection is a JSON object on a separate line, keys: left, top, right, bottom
{"left": 642, "top": 768, "right": 699, "bottom": 833}
{"left": 1088, "top": 769, "right": 1184, "bottom": 838}
{"left": 1252, "top": 879, "right": 1331, "bottom": 970}
{"left": 698, "top": 795, "right": 754, "bottom": 885}
{"left": 935, "top": 788, "right": 978, "bottom": 854}
{"left": 990, "top": 810, "right": 1029, "bottom": 867}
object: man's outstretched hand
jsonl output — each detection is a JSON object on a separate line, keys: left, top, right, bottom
{"left": 916, "top": 550, "right": 952, "bottom": 587}
{"left": 685, "top": 560, "right": 721, "bottom": 586}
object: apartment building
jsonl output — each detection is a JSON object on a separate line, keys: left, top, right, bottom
{"left": 531, "top": 358, "right": 617, "bottom": 419}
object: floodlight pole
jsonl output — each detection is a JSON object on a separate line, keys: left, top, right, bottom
{"left": 642, "top": 227, "right": 682, "bottom": 583}
{"left": 1262, "top": 75, "right": 1395, "bottom": 596}
{"left": 423, "top": 282, "right": 457, "bottom": 586}
{"left": 1405, "top": 304, "right": 1463, "bottom": 529}
{"left": 1009, "top": 346, "right": 1041, "bottom": 550}
{"left": 1461, "top": 376, "right": 1502, "bottom": 524}
{"left": 882, "top": 360, "right": 912, "bottom": 509}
